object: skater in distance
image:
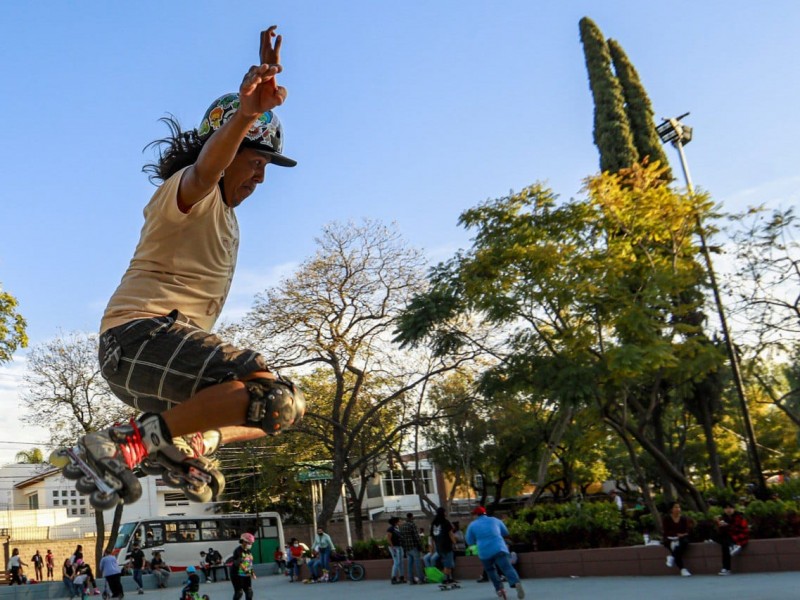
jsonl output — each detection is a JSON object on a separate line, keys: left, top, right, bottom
{"left": 53, "top": 25, "right": 305, "bottom": 509}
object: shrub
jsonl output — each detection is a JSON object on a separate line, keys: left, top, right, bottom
{"left": 507, "top": 500, "right": 623, "bottom": 550}
{"left": 350, "top": 538, "right": 390, "bottom": 560}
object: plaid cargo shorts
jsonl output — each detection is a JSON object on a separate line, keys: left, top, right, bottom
{"left": 98, "top": 310, "right": 270, "bottom": 413}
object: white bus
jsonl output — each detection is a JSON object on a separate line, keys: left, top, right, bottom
{"left": 112, "top": 513, "right": 285, "bottom": 571}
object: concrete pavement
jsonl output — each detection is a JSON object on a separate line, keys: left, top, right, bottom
{"left": 137, "top": 572, "right": 798, "bottom": 600}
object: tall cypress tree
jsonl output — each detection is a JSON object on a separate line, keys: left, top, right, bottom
{"left": 579, "top": 17, "right": 638, "bottom": 173}
{"left": 608, "top": 39, "right": 673, "bottom": 180}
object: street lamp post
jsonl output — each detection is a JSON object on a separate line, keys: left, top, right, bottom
{"left": 657, "top": 113, "right": 767, "bottom": 497}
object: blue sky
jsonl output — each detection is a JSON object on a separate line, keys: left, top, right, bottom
{"left": 1, "top": 1, "right": 799, "bottom": 463}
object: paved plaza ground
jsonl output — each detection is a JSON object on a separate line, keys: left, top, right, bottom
{"left": 134, "top": 572, "right": 797, "bottom": 600}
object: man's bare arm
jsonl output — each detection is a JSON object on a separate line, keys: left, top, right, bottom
{"left": 178, "top": 27, "right": 287, "bottom": 210}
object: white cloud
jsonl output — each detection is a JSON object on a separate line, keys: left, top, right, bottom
{"left": 0, "top": 356, "right": 50, "bottom": 466}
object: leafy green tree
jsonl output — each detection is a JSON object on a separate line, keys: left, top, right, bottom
{"left": 396, "top": 164, "right": 724, "bottom": 512}
{"left": 0, "top": 283, "right": 27, "bottom": 363}
{"left": 579, "top": 17, "right": 638, "bottom": 173}
{"left": 15, "top": 447, "right": 44, "bottom": 464}
{"left": 607, "top": 38, "right": 672, "bottom": 180}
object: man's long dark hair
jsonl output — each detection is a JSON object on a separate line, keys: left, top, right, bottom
{"left": 142, "top": 115, "right": 205, "bottom": 184}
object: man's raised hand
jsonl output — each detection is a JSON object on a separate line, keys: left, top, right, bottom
{"left": 260, "top": 25, "right": 282, "bottom": 67}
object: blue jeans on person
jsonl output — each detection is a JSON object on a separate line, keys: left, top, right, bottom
{"left": 133, "top": 568, "right": 144, "bottom": 590}
{"left": 308, "top": 558, "right": 321, "bottom": 580}
{"left": 480, "top": 552, "right": 520, "bottom": 592}
{"left": 389, "top": 546, "right": 404, "bottom": 580}
{"left": 318, "top": 547, "right": 331, "bottom": 573}
{"left": 405, "top": 548, "right": 423, "bottom": 582}
{"left": 423, "top": 551, "right": 438, "bottom": 568}
{"left": 64, "top": 577, "right": 79, "bottom": 596}
{"left": 287, "top": 557, "right": 301, "bottom": 581}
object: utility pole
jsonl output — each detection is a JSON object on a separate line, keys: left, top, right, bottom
{"left": 657, "top": 114, "right": 767, "bottom": 497}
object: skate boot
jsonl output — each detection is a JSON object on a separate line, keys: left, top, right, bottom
{"left": 52, "top": 414, "right": 222, "bottom": 508}
{"left": 50, "top": 413, "right": 172, "bottom": 510}
{"left": 140, "top": 430, "right": 224, "bottom": 502}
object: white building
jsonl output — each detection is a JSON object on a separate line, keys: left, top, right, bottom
{"left": 0, "top": 463, "right": 218, "bottom": 540}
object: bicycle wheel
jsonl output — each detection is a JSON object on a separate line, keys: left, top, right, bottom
{"left": 347, "top": 563, "right": 365, "bottom": 581}
{"left": 329, "top": 566, "right": 340, "bottom": 582}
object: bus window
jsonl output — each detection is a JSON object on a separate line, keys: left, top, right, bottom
{"left": 200, "top": 521, "right": 220, "bottom": 542}
{"left": 177, "top": 521, "right": 199, "bottom": 542}
{"left": 166, "top": 523, "right": 178, "bottom": 543}
{"left": 144, "top": 524, "right": 165, "bottom": 548}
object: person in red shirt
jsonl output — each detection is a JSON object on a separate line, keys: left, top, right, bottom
{"left": 286, "top": 538, "right": 307, "bottom": 582}
{"left": 662, "top": 502, "right": 693, "bottom": 576}
{"left": 715, "top": 501, "right": 750, "bottom": 575}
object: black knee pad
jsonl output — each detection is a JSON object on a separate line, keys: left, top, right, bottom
{"left": 244, "top": 376, "right": 306, "bottom": 435}
{"left": 244, "top": 589, "right": 253, "bottom": 600}
{"left": 233, "top": 591, "right": 243, "bottom": 600}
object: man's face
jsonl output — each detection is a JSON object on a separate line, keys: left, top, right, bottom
{"left": 222, "top": 148, "right": 271, "bottom": 208}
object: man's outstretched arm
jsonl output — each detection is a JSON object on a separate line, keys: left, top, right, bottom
{"left": 179, "top": 26, "right": 287, "bottom": 210}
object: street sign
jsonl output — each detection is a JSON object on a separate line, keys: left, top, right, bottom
{"left": 296, "top": 462, "right": 333, "bottom": 482}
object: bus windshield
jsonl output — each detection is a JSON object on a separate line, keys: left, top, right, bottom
{"left": 114, "top": 522, "right": 138, "bottom": 550}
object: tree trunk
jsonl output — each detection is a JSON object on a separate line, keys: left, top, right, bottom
{"left": 606, "top": 418, "right": 663, "bottom": 535}
{"left": 700, "top": 401, "right": 725, "bottom": 488}
{"left": 93, "top": 510, "right": 105, "bottom": 573}
{"left": 623, "top": 420, "right": 706, "bottom": 511}
{"left": 105, "top": 504, "right": 125, "bottom": 553}
{"left": 530, "top": 406, "right": 574, "bottom": 504}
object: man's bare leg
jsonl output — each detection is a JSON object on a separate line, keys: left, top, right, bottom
{"left": 161, "top": 371, "right": 275, "bottom": 442}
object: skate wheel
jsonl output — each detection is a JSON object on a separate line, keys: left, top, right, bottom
{"left": 118, "top": 469, "right": 143, "bottom": 505}
{"left": 162, "top": 470, "right": 183, "bottom": 488}
{"left": 76, "top": 476, "right": 97, "bottom": 494}
{"left": 89, "top": 490, "right": 120, "bottom": 510}
{"left": 62, "top": 463, "right": 84, "bottom": 480}
{"left": 203, "top": 596, "right": 210, "bottom": 600}
{"left": 139, "top": 457, "right": 164, "bottom": 476}
{"left": 182, "top": 484, "right": 213, "bottom": 503}
{"left": 208, "top": 468, "right": 225, "bottom": 500}
{"left": 49, "top": 448, "right": 71, "bottom": 468}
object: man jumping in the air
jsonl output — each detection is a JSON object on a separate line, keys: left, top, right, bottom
{"left": 54, "top": 26, "right": 305, "bottom": 508}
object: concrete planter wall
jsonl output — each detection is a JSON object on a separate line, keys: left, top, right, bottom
{"left": 353, "top": 538, "right": 800, "bottom": 580}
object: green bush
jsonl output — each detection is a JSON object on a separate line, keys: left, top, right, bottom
{"left": 768, "top": 479, "right": 800, "bottom": 502}
{"left": 507, "top": 501, "right": 623, "bottom": 550}
{"left": 350, "top": 538, "right": 390, "bottom": 560}
{"left": 745, "top": 499, "right": 800, "bottom": 539}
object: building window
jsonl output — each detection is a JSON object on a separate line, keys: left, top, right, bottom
{"left": 61, "top": 491, "right": 67, "bottom": 496}
{"left": 54, "top": 500, "right": 59, "bottom": 506}
{"left": 381, "top": 469, "right": 433, "bottom": 496}
{"left": 80, "top": 508, "right": 87, "bottom": 515}
{"left": 52, "top": 490, "right": 59, "bottom": 497}
{"left": 164, "top": 492, "right": 190, "bottom": 508}
{"left": 28, "top": 494, "right": 39, "bottom": 510}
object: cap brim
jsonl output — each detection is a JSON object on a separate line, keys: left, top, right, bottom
{"left": 266, "top": 151, "right": 297, "bottom": 168}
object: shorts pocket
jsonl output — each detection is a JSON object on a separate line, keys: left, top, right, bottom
{"left": 99, "top": 331, "right": 122, "bottom": 377}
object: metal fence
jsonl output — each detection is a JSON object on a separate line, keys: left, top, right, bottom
{"left": 3, "top": 523, "right": 97, "bottom": 541}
